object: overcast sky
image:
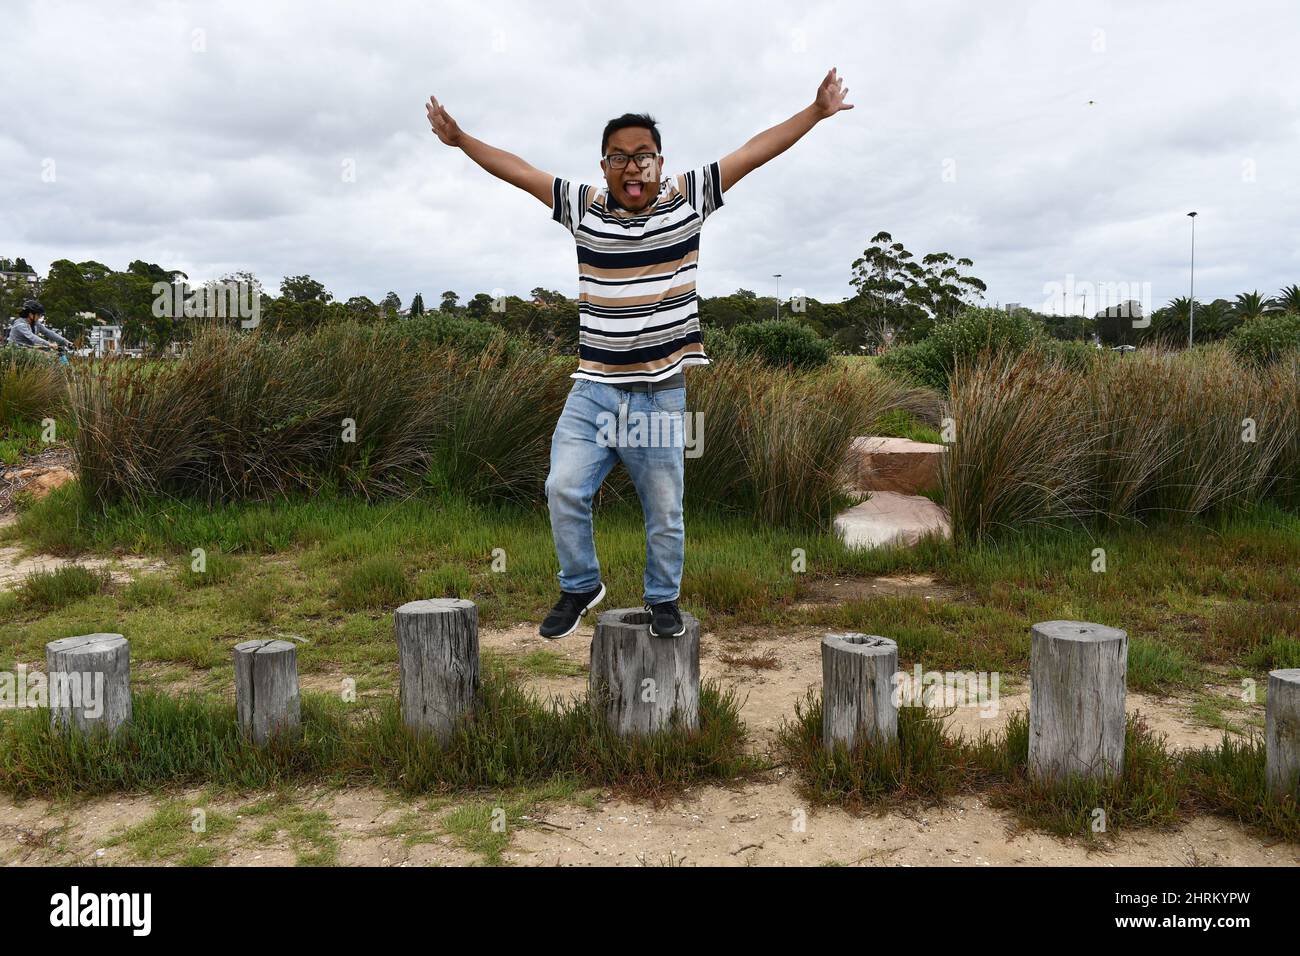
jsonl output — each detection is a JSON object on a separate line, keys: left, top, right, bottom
{"left": 3, "top": 0, "right": 1297, "bottom": 315}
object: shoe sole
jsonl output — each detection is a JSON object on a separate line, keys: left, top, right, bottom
{"left": 650, "top": 622, "right": 686, "bottom": 639}
{"left": 540, "top": 582, "right": 606, "bottom": 640}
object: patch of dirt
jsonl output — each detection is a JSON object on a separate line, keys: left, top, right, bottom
{"left": 794, "top": 574, "right": 962, "bottom": 608}
{"left": 6, "top": 779, "right": 1290, "bottom": 868}
{"left": 506, "top": 779, "right": 1297, "bottom": 867}
{"left": 0, "top": 509, "right": 169, "bottom": 592}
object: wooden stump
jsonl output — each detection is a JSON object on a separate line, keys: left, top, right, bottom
{"left": 1265, "top": 668, "right": 1300, "bottom": 798}
{"left": 821, "top": 633, "right": 898, "bottom": 750}
{"left": 589, "top": 608, "right": 700, "bottom": 736}
{"left": 44, "top": 633, "right": 132, "bottom": 736}
{"left": 1029, "top": 620, "right": 1127, "bottom": 782}
{"left": 233, "top": 639, "right": 301, "bottom": 745}
{"left": 395, "top": 598, "right": 480, "bottom": 743}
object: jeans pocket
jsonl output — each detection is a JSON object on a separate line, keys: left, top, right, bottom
{"left": 652, "top": 387, "right": 686, "bottom": 413}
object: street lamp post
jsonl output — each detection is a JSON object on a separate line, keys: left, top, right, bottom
{"left": 773, "top": 274, "right": 782, "bottom": 321}
{"left": 1187, "top": 211, "right": 1198, "bottom": 348}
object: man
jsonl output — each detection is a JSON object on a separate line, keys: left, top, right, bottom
{"left": 8, "top": 299, "right": 73, "bottom": 352}
{"left": 425, "top": 68, "right": 852, "bottom": 639}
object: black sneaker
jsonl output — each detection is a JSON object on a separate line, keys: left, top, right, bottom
{"left": 539, "top": 583, "right": 606, "bottom": 639}
{"left": 647, "top": 599, "right": 685, "bottom": 638}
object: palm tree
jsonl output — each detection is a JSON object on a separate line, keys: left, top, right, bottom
{"left": 1275, "top": 284, "right": 1300, "bottom": 315}
{"left": 1234, "top": 290, "right": 1277, "bottom": 321}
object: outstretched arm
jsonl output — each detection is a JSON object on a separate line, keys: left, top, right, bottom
{"left": 718, "top": 67, "right": 853, "bottom": 192}
{"left": 426, "top": 95, "right": 554, "bottom": 208}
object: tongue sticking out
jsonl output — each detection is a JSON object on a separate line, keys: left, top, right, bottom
{"left": 625, "top": 182, "right": 643, "bottom": 199}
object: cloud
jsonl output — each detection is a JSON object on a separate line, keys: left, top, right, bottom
{"left": 2, "top": 0, "right": 1296, "bottom": 313}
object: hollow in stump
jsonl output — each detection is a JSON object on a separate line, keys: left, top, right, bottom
{"left": 821, "top": 633, "right": 898, "bottom": 751}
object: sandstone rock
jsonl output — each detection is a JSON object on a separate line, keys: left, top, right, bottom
{"left": 834, "top": 492, "right": 951, "bottom": 551}
{"left": 849, "top": 436, "right": 946, "bottom": 494}
{"left": 16, "top": 466, "right": 75, "bottom": 499}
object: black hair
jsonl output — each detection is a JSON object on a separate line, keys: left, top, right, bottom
{"left": 601, "top": 113, "right": 661, "bottom": 156}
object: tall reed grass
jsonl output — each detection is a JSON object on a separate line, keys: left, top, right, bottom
{"left": 943, "top": 344, "right": 1300, "bottom": 542}
{"left": 0, "top": 346, "right": 66, "bottom": 429}
{"left": 67, "top": 324, "right": 934, "bottom": 527}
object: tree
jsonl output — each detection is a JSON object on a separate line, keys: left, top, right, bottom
{"left": 279, "top": 275, "right": 333, "bottom": 304}
{"left": 39, "top": 259, "right": 92, "bottom": 328}
{"left": 465, "top": 292, "right": 496, "bottom": 318}
{"left": 529, "top": 288, "right": 567, "bottom": 307}
{"left": 1234, "top": 290, "right": 1276, "bottom": 321}
{"left": 381, "top": 291, "right": 402, "bottom": 318}
{"left": 410, "top": 292, "right": 425, "bottom": 316}
{"left": 849, "top": 232, "right": 985, "bottom": 344}
{"left": 344, "top": 296, "right": 380, "bottom": 321}
{"left": 1275, "top": 284, "right": 1300, "bottom": 315}
{"left": 440, "top": 290, "right": 460, "bottom": 312}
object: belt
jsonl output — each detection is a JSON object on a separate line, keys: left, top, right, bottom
{"left": 609, "top": 373, "right": 685, "bottom": 394}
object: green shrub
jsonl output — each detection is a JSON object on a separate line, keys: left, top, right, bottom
{"left": 1228, "top": 312, "right": 1300, "bottom": 366}
{"left": 878, "top": 306, "right": 1040, "bottom": 391}
{"left": 730, "top": 319, "right": 832, "bottom": 369}
{"left": 385, "top": 312, "right": 523, "bottom": 358}
{"left": 877, "top": 338, "right": 947, "bottom": 390}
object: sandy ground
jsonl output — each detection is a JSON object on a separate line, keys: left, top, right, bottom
{"left": 0, "top": 512, "right": 170, "bottom": 590}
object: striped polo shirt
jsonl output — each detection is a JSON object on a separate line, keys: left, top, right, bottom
{"left": 551, "top": 161, "right": 725, "bottom": 383}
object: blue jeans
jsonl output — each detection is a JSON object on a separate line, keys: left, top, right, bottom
{"left": 544, "top": 378, "right": 686, "bottom": 605}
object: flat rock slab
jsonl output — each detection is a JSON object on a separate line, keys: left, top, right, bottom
{"left": 834, "top": 492, "right": 951, "bottom": 551}
{"left": 849, "top": 436, "right": 946, "bottom": 494}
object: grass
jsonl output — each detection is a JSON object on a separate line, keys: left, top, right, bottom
{"left": 3, "top": 486, "right": 1297, "bottom": 700}
{"left": 0, "top": 666, "right": 756, "bottom": 802}
{"left": 105, "top": 798, "right": 238, "bottom": 867}
{"left": 944, "top": 346, "right": 1300, "bottom": 542}
{"left": 777, "top": 693, "right": 993, "bottom": 809}
{"left": 64, "top": 327, "right": 931, "bottom": 528}
{"left": 780, "top": 699, "right": 1298, "bottom": 843}
{"left": 242, "top": 792, "right": 340, "bottom": 866}
{"left": 15, "top": 565, "right": 109, "bottom": 611}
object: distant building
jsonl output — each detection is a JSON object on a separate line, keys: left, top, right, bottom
{"left": 89, "top": 325, "right": 123, "bottom": 357}
{"left": 0, "top": 269, "right": 38, "bottom": 289}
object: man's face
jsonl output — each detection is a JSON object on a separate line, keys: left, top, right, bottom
{"left": 601, "top": 127, "right": 663, "bottom": 213}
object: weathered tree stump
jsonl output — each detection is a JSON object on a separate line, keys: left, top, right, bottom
{"left": 233, "top": 639, "right": 301, "bottom": 745}
{"left": 395, "top": 598, "right": 480, "bottom": 743}
{"left": 1265, "top": 668, "right": 1300, "bottom": 798}
{"left": 589, "top": 608, "right": 700, "bottom": 736}
{"left": 44, "top": 633, "right": 132, "bottom": 736}
{"left": 1029, "top": 620, "right": 1127, "bottom": 781}
{"left": 821, "top": 633, "right": 898, "bottom": 750}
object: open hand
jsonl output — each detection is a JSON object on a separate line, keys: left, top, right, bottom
{"left": 426, "top": 95, "right": 464, "bottom": 146}
{"left": 814, "top": 67, "right": 853, "bottom": 119}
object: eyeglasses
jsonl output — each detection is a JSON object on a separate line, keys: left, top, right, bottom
{"left": 603, "top": 152, "right": 659, "bottom": 170}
